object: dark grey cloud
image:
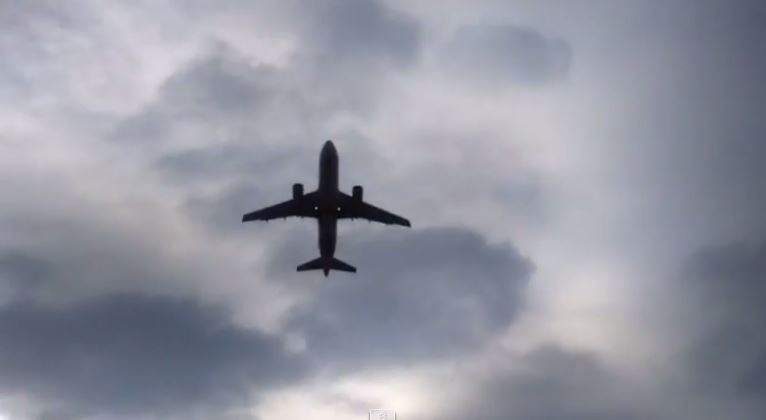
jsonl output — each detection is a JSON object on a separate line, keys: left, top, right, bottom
{"left": 0, "top": 210, "right": 201, "bottom": 303}
{"left": 279, "top": 0, "right": 423, "bottom": 114}
{"left": 0, "top": 178, "right": 308, "bottom": 418}
{"left": 282, "top": 227, "right": 532, "bottom": 370}
{"left": 0, "top": 293, "right": 306, "bottom": 418}
{"left": 429, "top": 345, "right": 656, "bottom": 420}
{"left": 591, "top": 1, "right": 766, "bottom": 254}
{"left": 172, "top": 0, "right": 422, "bottom": 68}
{"left": 111, "top": 42, "right": 381, "bottom": 186}
{"left": 0, "top": 251, "right": 51, "bottom": 295}
{"left": 112, "top": 0, "right": 425, "bottom": 157}
{"left": 599, "top": 8, "right": 766, "bottom": 417}
{"left": 111, "top": 43, "right": 283, "bottom": 147}
{"left": 442, "top": 23, "right": 572, "bottom": 84}
{"left": 678, "top": 239, "right": 766, "bottom": 413}
{"left": 294, "top": 0, "right": 421, "bottom": 67}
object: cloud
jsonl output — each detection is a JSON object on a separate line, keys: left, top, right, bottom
{"left": 0, "top": 293, "right": 307, "bottom": 418}
{"left": 679, "top": 239, "right": 766, "bottom": 410}
{"left": 295, "top": 0, "right": 421, "bottom": 67}
{"left": 0, "top": 251, "right": 51, "bottom": 297}
{"left": 581, "top": 1, "right": 766, "bottom": 257}
{"left": 0, "top": 205, "right": 201, "bottom": 304}
{"left": 110, "top": 43, "right": 281, "bottom": 148}
{"left": 7, "top": 1, "right": 766, "bottom": 419}
{"left": 110, "top": 0, "right": 424, "bottom": 160}
{"left": 427, "top": 345, "right": 655, "bottom": 420}
{"left": 282, "top": 227, "right": 533, "bottom": 369}
{"left": 111, "top": 42, "right": 379, "bottom": 180}
{"left": 441, "top": 23, "right": 572, "bottom": 85}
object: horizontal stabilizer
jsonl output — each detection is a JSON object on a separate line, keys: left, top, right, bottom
{"left": 329, "top": 258, "right": 356, "bottom": 273}
{"left": 296, "top": 257, "right": 356, "bottom": 275}
{"left": 296, "top": 257, "right": 324, "bottom": 272}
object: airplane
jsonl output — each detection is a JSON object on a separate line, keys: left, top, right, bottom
{"left": 242, "top": 140, "right": 411, "bottom": 276}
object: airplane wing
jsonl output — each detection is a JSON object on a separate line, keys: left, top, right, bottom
{"left": 338, "top": 192, "right": 411, "bottom": 227}
{"left": 242, "top": 193, "right": 317, "bottom": 222}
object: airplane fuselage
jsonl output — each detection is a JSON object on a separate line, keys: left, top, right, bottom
{"left": 241, "top": 139, "right": 410, "bottom": 275}
{"left": 317, "top": 141, "right": 340, "bottom": 267}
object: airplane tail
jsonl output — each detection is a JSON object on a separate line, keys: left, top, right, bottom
{"left": 296, "top": 257, "right": 357, "bottom": 275}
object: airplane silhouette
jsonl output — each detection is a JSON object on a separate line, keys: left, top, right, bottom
{"left": 242, "top": 140, "right": 411, "bottom": 275}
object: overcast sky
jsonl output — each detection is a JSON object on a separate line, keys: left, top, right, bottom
{"left": 1, "top": 1, "right": 765, "bottom": 419}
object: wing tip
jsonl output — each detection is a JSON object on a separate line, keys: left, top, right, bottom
{"left": 242, "top": 214, "right": 261, "bottom": 223}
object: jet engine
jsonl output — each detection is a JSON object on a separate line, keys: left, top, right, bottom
{"left": 292, "top": 183, "right": 304, "bottom": 199}
{"left": 352, "top": 185, "right": 363, "bottom": 201}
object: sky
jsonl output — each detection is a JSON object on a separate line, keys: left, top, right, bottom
{"left": 0, "top": 0, "right": 765, "bottom": 419}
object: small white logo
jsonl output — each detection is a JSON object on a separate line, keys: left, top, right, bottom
{"left": 369, "top": 409, "right": 396, "bottom": 420}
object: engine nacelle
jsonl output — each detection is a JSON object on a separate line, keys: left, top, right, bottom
{"left": 292, "top": 183, "right": 304, "bottom": 199}
{"left": 352, "top": 185, "right": 363, "bottom": 201}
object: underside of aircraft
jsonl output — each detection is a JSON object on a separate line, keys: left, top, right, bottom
{"left": 242, "top": 140, "right": 410, "bottom": 275}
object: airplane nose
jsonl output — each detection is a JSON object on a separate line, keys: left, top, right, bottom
{"left": 322, "top": 140, "right": 337, "bottom": 156}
